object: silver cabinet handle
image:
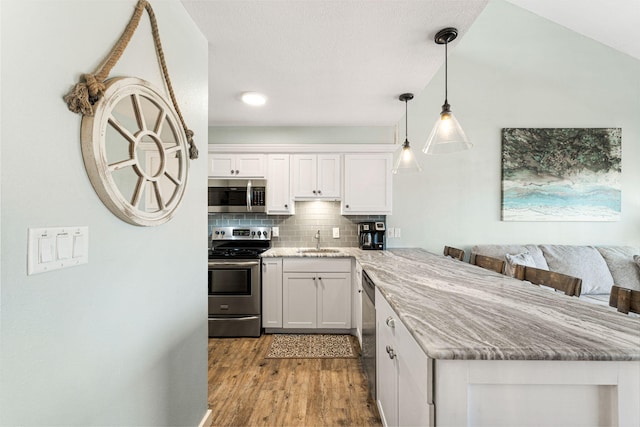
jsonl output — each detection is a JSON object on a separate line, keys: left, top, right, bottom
{"left": 385, "top": 345, "right": 396, "bottom": 359}
{"left": 386, "top": 316, "right": 395, "bottom": 328}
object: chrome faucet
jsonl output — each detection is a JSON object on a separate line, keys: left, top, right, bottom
{"left": 314, "top": 229, "right": 321, "bottom": 250}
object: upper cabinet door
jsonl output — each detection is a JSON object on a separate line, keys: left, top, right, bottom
{"left": 208, "top": 154, "right": 266, "bottom": 178}
{"left": 291, "top": 154, "right": 341, "bottom": 199}
{"left": 266, "top": 154, "right": 294, "bottom": 214}
{"left": 291, "top": 154, "right": 318, "bottom": 198}
{"left": 316, "top": 154, "right": 341, "bottom": 199}
{"left": 342, "top": 153, "right": 393, "bottom": 215}
{"left": 209, "top": 154, "right": 235, "bottom": 177}
{"left": 235, "top": 154, "right": 266, "bottom": 177}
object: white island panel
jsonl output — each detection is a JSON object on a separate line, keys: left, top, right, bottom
{"left": 435, "top": 359, "right": 639, "bottom": 427}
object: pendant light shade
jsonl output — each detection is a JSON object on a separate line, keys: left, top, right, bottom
{"left": 423, "top": 28, "right": 472, "bottom": 155}
{"left": 393, "top": 93, "right": 422, "bottom": 174}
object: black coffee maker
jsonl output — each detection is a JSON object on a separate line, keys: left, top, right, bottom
{"left": 358, "top": 222, "right": 385, "bottom": 250}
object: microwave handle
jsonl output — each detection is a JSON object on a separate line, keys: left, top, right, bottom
{"left": 246, "top": 180, "right": 252, "bottom": 211}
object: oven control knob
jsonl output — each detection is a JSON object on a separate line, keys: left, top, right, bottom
{"left": 257, "top": 231, "right": 262, "bottom": 237}
{"left": 214, "top": 230, "right": 220, "bottom": 235}
{"left": 220, "top": 231, "right": 225, "bottom": 236}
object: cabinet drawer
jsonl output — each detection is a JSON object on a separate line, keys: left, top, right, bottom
{"left": 397, "top": 310, "right": 432, "bottom": 405}
{"left": 283, "top": 257, "right": 351, "bottom": 273}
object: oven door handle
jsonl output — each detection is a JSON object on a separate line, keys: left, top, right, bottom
{"left": 209, "top": 260, "right": 261, "bottom": 268}
{"left": 246, "top": 180, "right": 252, "bottom": 212}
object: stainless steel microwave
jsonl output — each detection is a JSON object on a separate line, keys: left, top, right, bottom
{"left": 208, "top": 179, "right": 266, "bottom": 213}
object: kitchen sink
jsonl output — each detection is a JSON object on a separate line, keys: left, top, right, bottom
{"left": 298, "top": 248, "right": 341, "bottom": 254}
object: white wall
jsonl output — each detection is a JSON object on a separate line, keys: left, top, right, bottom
{"left": 0, "top": 1, "right": 209, "bottom": 425}
{"left": 210, "top": 125, "right": 394, "bottom": 145}
{"left": 388, "top": 0, "right": 640, "bottom": 254}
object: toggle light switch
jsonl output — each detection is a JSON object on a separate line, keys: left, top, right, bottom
{"left": 39, "top": 236, "right": 54, "bottom": 263}
{"left": 73, "top": 234, "right": 86, "bottom": 258}
{"left": 28, "top": 226, "right": 89, "bottom": 275}
{"left": 56, "top": 234, "right": 72, "bottom": 260}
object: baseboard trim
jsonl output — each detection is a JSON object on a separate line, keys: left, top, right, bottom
{"left": 199, "top": 409, "right": 213, "bottom": 427}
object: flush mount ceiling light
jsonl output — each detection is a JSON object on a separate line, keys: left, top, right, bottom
{"left": 241, "top": 91, "right": 267, "bottom": 106}
{"left": 393, "top": 93, "right": 422, "bottom": 174}
{"left": 423, "top": 27, "right": 472, "bottom": 155}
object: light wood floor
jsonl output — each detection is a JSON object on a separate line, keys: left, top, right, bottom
{"left": 208, "top": 334, "right": 382, "bottom": 427}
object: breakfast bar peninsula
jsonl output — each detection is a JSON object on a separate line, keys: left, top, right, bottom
{"left": 356, "top": 248, "right": 640, "bottom": 427}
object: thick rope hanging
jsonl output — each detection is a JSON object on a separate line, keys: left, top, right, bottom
{"left": 64, "top": 0, "right": 198, "bottom": 160}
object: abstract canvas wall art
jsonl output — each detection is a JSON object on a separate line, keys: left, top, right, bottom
{"left": 502, "top": 128, "right": 621, "bottom": 221}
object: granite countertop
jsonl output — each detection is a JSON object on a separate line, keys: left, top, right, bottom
{"left": 262, "top": 247, "right": 640, "bottom": 361}
{"left": 262, "top": 247, "right": 362, "bottom": 258}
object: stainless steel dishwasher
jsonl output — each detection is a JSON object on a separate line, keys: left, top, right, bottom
{"left": 361, "top": 269, "right": 376, "bottom": 400}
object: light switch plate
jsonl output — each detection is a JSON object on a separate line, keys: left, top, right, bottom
{"left": 28, "top": 226, "right": 89, "bottom": 275}
{"left": 333, "top": 227, "right": 340, "bottom": 238}
{"left": 272, "top": 226, "right": 279, "bottom": 238}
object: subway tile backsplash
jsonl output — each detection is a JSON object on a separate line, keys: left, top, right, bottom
{"left": 208, "top": 201, "right": 384, "bottom": 248}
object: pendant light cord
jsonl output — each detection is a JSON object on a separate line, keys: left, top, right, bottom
{"left": 404, "top": 99, "right": 409, "bottom": 141}
{"left": 444, "top": 40, "right": 448, "bottom": 104}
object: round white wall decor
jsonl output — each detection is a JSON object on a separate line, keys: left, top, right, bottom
{"left": 81, "top": 77, "right": 189, "bottom": 226}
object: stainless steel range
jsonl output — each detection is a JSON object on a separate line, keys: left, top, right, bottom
{"left": 208, "top": 226, "right": 271, "bottom": 337}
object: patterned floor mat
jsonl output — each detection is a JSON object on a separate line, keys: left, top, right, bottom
{"left": 265, "top": 334, "right": 357, "bottom": 359}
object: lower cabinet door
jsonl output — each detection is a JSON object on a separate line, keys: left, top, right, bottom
{"left": 397, "top": 316, "right": 432, "bottom": 426}
{"left": 262, "top": 258, "right": 283, "bottom": 328}
{"left": 376, "top": 294, "right": 398, "bottom": 426}
{"left": 354, "top": 261, "right": 363, "bottom": 346}
{"left": 317, "top": 272, "right": 351, "bottom": 328}
{"left": 283, "top": 272, "right": 317, "bottom": 328}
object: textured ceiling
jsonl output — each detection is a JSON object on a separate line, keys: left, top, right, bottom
{"left": 181, "top": 0, "right": 488, "bottom": 126}
{"left": 181, "top": 0, "right": 638, "bottom": 127}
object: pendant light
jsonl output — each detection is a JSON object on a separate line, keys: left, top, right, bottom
{"left": 393, "top": 93, "right": 423, "bottom": 174}
{"left": 423, "top": 27, "right": 472, "bottom": 155}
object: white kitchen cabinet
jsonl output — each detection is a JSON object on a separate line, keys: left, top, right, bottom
{"left": 282, "top": 258, "right": 351, "bottom": 329}
{"left": 376, "top": 289, "right": 399, "bottom": 427}
{"left": 266, "top": 154, "right": 294, "bottom": 215}
{"left": 209, "top": 153, "right": 266, "bottom": 178}
{"left": 262, "top": 258, "right": 283, "bottom": 328}
{"left": 353, "top": 260, "right": 363, "bottom": 346}
{"left": 317, "top": 273, "right": 352, "bottom": 328}
{"left": 291, "top": 154, "right": 341, "bottom": 199}
{"left": 343, "top": 153, "right": 393, "bottom": 215}
{"left": 376, "top": 287, "right": 432, "bottom": 427}
{"left": 282, "top": 272, "right": 318, "bottom": 328}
